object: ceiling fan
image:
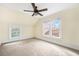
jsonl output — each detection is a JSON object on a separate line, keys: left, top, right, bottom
{"left": 24, "top": 3, "right": 48, "bottom": 16}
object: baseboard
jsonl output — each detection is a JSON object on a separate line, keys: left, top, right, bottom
{"left": 1, "top": 37, "right": 35, "bottom": 45}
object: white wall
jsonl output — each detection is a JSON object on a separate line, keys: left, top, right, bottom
{"left": 0, "top": 6, "right": 37, "bottom": 43}
{"left": 35, "top": 6, "right": 79, "bottom": 50}
{"left": 0, "top": 4, "right": 79, "bottom": 51}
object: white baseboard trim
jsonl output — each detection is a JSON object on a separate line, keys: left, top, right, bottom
{"left": 1, "top": 37, "right": 35, "bottom": 45}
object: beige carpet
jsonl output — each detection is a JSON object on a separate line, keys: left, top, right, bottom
{"left": 0, "top": 39, "right": 78, "bottom": 56}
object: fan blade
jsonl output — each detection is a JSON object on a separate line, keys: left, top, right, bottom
{"left": 38, "top": 8, "right": 48, "bottom": 12}
{"left": 24, "top": 10, "right": 33, "bottom": 12}
{"left": 32, "top": 13, "right": 35, "bottom": 16}
{"left": 38, "top": 12, "right": 43, "bottom": 16}
{"left": 31, "top": 3, "right": 36, "bottom": 9}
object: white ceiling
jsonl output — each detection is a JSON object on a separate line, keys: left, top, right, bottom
{"left": 0, "top": 3, "right": 79, "bottom": 17}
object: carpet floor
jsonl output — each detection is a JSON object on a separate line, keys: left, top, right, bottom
{"left": 0, "top": 39, "right": 79, "bottom": 56}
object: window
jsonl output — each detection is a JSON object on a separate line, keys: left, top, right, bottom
{"left": 42, "top": 17, "right": 61, "bottom": 38}
{"left": 42, "top": 21, "right": 51, "bottom": 37}
{"left": 51, "top": 18, "right": 61, "bottom": 38}
{"left": 9, "top": 24, "right": 21, "bottom": 40}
